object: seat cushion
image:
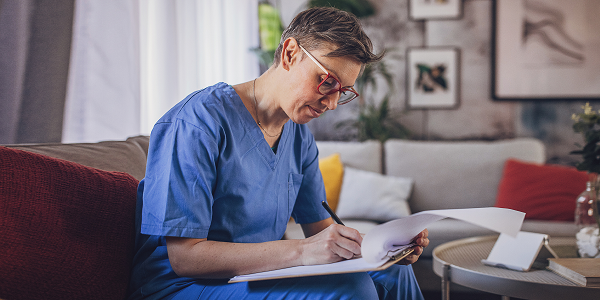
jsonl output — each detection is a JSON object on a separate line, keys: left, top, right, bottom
{"left": 0, "top": 146, "right": 138, "bottom": 300}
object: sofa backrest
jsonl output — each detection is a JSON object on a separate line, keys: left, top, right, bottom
{"left": 316, "top": 140, "right": 382, "bottom": 173}
{"left": 384, "top": 138, "right": 546, "bottom": 212}
{"left": 4, "top": 135, "right": 150, "bottom": 181}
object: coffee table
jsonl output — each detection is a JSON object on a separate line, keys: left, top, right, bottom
{"left": 432, "top": 235, "right": 600, "bottom": 300}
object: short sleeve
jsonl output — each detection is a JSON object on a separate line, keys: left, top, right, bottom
{"left": 140, "top": 118, "right": 219, "bottom": 238}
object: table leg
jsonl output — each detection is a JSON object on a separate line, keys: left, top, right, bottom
{"left": 441, "top": 264, "right": 451, "bottom": 300}
{"left": 501, "top": 296, "right": 510, "bottom": 300}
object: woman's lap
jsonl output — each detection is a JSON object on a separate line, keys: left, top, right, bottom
{"left": 168, "top": 265, "right": 423, "bottom": 300}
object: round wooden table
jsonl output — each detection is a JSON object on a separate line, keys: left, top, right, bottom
{"left": 432, "top": 235, "right": 600, "bottom": 300}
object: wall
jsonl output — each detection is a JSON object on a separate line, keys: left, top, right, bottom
{"left": 277, "top": 0, "right": 599, "bottom": 166}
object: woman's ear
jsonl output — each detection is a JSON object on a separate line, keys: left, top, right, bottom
{"left": 280, "top": 38, "right": 301, "bottom": 71}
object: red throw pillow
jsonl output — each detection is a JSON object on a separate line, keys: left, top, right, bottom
{"left": 495, "top": 159, "right": 589, "bottom": 221}
{"left": 0, "top": 146, "right": 139, "bottom": 300}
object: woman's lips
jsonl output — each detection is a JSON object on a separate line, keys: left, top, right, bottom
{"left": 308, "top": 106, "right": 324, "bottom": 118}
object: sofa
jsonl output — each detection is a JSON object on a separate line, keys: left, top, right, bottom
{"left": 1, "top": 136, "right": 583, "bottom": 299}
{"left": 1, "top": 136, "right": 149, "bottom": 300}
{"left": 287, "top": 138, "right": 584, "bottom": 294}
{"left": 287, "top": 138, "right": 580, "bottom": 251}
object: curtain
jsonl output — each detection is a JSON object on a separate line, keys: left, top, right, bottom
{"left": 62, "top": 0, "right": 260, "bottom": 143}
{"left": 0, "top": 0, "right": 75, "bottom": 144}
{"left": 139, "top": 0, "right": 260, "bottom": 134}
{"left": 62, "top": 0, "right": 141, "bottom": 143}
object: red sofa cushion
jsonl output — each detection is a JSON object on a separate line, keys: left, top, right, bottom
{"left": 0, "top": 146, "right": 139, "bottom": 300}
{"left": 495, "top": 159, "right": 588, "bottom": 221}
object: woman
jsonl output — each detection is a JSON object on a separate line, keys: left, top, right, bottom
{"left": 128, "top": 7, "right": 428, "bottom": 300}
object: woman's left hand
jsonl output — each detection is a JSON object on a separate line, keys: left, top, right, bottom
{"left": 399, "top": 229, "right": 429, "bottom": 265}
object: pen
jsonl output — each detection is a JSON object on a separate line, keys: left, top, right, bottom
{"left": 322, "top": 201, "right": 344, "bottom": 226}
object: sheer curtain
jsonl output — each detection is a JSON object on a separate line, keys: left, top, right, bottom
{"left": 139, "top": 0, "right": 260, "bottom": 134}
{"left": 63, "top": 0, "right": 259, "bottom": 143}
{"left": 62, "top": 0, "right": 141, "bottom": 143}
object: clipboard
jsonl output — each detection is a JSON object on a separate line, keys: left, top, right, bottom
{"left": 481, "top": 231, "right": 558, "bottom": 271}
{"left": 228, "top": 246, "right": 414, "bottom": 283}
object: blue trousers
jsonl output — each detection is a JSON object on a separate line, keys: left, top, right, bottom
{"left": 166, "top": 264, "right": 424, "bottom": 300}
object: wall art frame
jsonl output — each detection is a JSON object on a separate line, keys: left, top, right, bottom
{"left": 406, "top": 47, "right": 460, "bottom": 110}
{"left": 408, "top": 0, "right": 462, "bottom": 20}
{"left": 493, "top": 0, "right": 600, "bottom": 101}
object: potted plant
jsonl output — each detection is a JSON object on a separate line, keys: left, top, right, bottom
{"left": 571, "top": 102, "right": 600, "bottom": 257}
{"left": 336, "top": 52, "right": 411, "bottom": 142}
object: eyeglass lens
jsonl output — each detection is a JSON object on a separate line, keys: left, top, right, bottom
{"left": 318, "top": 76, "right": 357, "bottom": 104}
{"left": 337, "top": 91, "right": 357, "bottom": 104}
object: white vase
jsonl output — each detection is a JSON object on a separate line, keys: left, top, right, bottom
{"left": 576, "top": 226, "right": 600, "bottom": 258}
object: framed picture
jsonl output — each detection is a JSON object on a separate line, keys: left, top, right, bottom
{"left": 406, "top": 47, "right": 460, "bottom": 109}
{"left": 493, "top": 0, "right": 600, "bottom": 100}
{"left": 409, "top": 0, "right": 462, "bottom": 20}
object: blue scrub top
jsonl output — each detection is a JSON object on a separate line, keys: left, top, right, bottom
{"left": 128, "top": 83, "right": 331, "bottom": 299}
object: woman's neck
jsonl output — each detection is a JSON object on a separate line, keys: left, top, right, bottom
{"left": 234, "top": 72, "right": 289, "bottom": 141}
{"left": 251, "top": 73, "right": 289, "bottom": 132}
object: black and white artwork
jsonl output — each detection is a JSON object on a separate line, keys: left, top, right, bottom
{"left": 494, "top": 0, "right": 600, "bottom": 100}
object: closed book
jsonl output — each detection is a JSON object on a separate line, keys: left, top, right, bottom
{"left": 547, "top": 258, "right": 600, "bottom": 287}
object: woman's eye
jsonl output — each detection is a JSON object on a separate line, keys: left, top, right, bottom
{"left": 322, "top": 81, "right": 334, "bottom": 87}
{"left": 322, "top": 78, "right": 337, "bottom": 87}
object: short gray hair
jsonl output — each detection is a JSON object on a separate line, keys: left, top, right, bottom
{"left": 273, "top": 7, "right": 383, "bottom": 67}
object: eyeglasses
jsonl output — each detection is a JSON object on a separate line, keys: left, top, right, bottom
{"left": 299, "top": 45, "right": 359, "bottom": 105}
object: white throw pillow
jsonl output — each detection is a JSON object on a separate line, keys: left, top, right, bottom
{"left": 336, "top": 167, "right": 413, "bottom": 222}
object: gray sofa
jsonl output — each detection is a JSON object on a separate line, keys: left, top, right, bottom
{"left": 4, "top": 136, "right": 579, "bottom": 296}
{"left": 282, "top": 138, "right": 579, "bottom": 295}
{"left": 286, "top": 138, "right": 578, "bottom": 254}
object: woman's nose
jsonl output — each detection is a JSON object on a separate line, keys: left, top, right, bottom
{"left": 322, "top": 93, "right": 338, "bottom": 111}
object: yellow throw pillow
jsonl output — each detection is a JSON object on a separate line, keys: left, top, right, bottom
{"left": 319, "top": 153, "right": 344, "bottom": 212}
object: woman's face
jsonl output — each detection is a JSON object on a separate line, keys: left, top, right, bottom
{"left": 281, "top": 46, "right": 362, "bottom": 125}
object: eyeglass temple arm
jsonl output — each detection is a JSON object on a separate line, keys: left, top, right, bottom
{"left": 299, "top": 45, "right": 329, "bottom": 74}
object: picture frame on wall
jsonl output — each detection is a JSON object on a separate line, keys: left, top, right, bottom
{"left": 409, "top": 0, "right": 462, "bottom": 20}
{"left": 406, "top": 47, "right": 460, "bottom": 109}
{"left": 493, "top": 0, "right": 600, "bottom": 100}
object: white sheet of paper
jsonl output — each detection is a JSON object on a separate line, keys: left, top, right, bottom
{"left": 229, "top": 207, "right": 525, "bottom": 282}
{"left": 361, "top": 207, "right": 525, "bottom": 263}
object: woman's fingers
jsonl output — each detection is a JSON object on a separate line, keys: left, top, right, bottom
{"left": 398, "top": 229, "right": 430, "bottom": 265}
{"left": 300, "top": 224, "right": 362, "bottom": 265}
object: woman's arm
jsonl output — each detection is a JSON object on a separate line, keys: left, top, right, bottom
{"left": 166, "top": 218, "right": 363, "bottom": 279}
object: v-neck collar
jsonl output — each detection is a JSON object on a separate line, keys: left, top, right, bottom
{"left": 224, "top": 83, "right": 290, "bottom": 170}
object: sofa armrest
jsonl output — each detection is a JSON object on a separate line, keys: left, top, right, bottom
{"left": 4, "top": 136, "right": 149, "bottom": 181}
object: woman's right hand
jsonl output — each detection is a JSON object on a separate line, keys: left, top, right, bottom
{"left": 298, "top": 223, "right": 363, "bottom": 266}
